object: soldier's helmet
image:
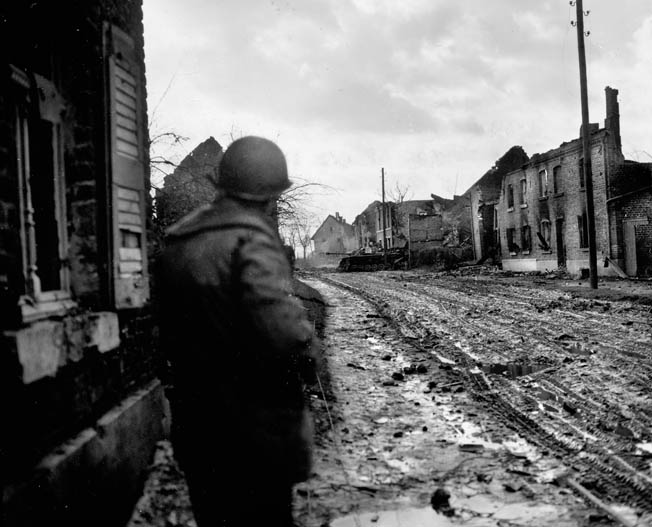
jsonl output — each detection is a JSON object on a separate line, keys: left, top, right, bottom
{"left": 216, "top": 136, "right": 292, "bottom": 201}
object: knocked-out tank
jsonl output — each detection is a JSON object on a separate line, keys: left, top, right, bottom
{"left": 337, "top": 247, "right": 407, "bottom": 272}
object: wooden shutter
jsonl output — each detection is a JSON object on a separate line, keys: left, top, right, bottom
{"left": 106, "top": 24, "right": 149, "bottom": 308}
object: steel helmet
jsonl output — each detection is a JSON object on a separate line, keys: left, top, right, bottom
{"left": 216, "top": 136, "right": 292, "bottom": 201}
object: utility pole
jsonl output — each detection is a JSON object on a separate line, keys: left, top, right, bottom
{"left": 407, "top": 214, "right": 412, "bottom": 269}
{"left": 574, "top": 0, "right": 598, "bottom": 289}
{"left": 381, "top": 167, "right": 387, "bottom": 267}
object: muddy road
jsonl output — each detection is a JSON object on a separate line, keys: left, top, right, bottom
{"left": 129, "top": 270, "right": 652, "bottom": 527}
{"left": 295, "top": 270, "right": 652, "bottom": 527}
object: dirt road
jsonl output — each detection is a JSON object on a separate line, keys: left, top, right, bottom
{"left": 295, "top": 270, "right": 651, "bottom": 527}
{"left": 129, "top": 270, "right": 652, "bottom": 527}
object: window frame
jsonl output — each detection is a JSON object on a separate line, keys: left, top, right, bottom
{"left": 507, "top": 184, "right": 514, "bottom": 209}
{"left": 538, "top": 168, "right": 548, "bottom": 198}
{"left": 10, "top": 65, "right": 74, "bottom": 323}
{"left": 519, "top": 178, "right": 527, "bottom": 207}
{"left": 539, "top": 219, "right": 552, "bottom": 252}
{"left": 506, "top": 227, "right": 517, "bottom": 254}
{"left": 552, "top": 165, "right": 562, "bottom": 195}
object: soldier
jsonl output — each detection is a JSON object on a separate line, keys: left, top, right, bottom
{"left": 156, "top": 136, "right": 317, "bottom": 526}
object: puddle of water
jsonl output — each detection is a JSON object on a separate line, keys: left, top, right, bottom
{"left": 331, "top": 507, "right": 454, "bottom": 527}
{"left": 452, "top": 496, "right": 565, "bottom": 523}
{"left": 608, "top": 505, "right": 640, "bottom": 526}
{"left": 432, "top": 353, "right": 456, "bottom": 365}
{"left": 385, "top": 458, "right": 413, "bottom": 473}
{"left": 564, "top": 341, "right": 593, "bottom": 356}
{"left": 637, "top": 442, "right": 652, "bottom": 455}
{"left": 501, "top": 436, "right": 541, "bottom": 461}
{"left": 482, "top": 362, "right": 548, "bottom": 378}
{"left": 492, "top": 502, "right": 561, "bottom": 522}
{"left": 453, "top": 494, "right": 500, "bottom": 515}
{"left": 454, "top": 341, "right": 481, "bottom": 361}
{"left": 441, "top": 412, "right": 502, "bottom": 451}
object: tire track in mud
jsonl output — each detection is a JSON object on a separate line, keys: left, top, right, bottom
{"left": 296, "top": 277, "right": 598, "bottom": 527}
{"left": 389, "top": 278, "right": 652, "bottom": 446}
{"left": 316, "top": 271, "right": 652, "bottom": 521}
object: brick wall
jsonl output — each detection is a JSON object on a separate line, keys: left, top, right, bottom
{"left": 609, "top": 188, "right": 652, "bottom": 275}
{"left": 1, "top": 2, "right": 162, "bottom": 524}
{"left": 636, "top": 223, "right": 652, "bottom": 276}
{"left": 498, "top": 130, "right": 624, "bottom": 276}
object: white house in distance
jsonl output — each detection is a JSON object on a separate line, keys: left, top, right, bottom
{"left": 311, "top": 212, "right": 357, "bottom": 266}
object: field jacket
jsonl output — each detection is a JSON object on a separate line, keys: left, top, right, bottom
{"left": 156, "top": 196, "right": 315, "bottom": 482}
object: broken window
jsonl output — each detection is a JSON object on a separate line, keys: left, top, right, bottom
{"left": 538, "top": 169, "right": 548, "bottom": 197}
{"left": 579, "top": 158, "right": 585, "bottom": 189}
{"left": 506, "top": 227, "right": 518, "bottom": 253}
{"left": 521, "top": 224, "right": 532, "bottom": 252}
{"left": 553, "top": 165, "right": 562, "bottom": 194}
{"left": 577, "top": 212, "right": 589, "bottom": 248}
{"left": 10, "top": 65, "right": 71, "bottom": 321}
{"left": 519, "top": 178, "right": 527, "bottom": 205}
{"left": 538, "top": 220, "right": 551, "bottom": 251}
{"left": 507, "top": 184, "right": 514, "bottom": 209}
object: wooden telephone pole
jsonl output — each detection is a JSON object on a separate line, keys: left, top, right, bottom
{"left": 381, "top": 167, "right": 387, "bottom": 266}
{"left": 575, "top": 0, "right": 599, "bottom": 289}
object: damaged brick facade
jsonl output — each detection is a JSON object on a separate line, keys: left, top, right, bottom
{"left": 352, "top": 200, "right": 381, "bottom": 250}
{"left": 497, "top": 87, "right": 652, "bottom": 277}
{"left": 1, "top": 2, "right": 164, "bottom": 526}
{"left": 352, "top": 199, "right": 444, "bottom": 253}
{"left": 469, "top": 146, "right": 530, "bottom": 264}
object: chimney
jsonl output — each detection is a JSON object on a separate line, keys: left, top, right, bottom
{"left": 604, "top": 86, "right": 621, "bottom": 150}
{"left": 335, "top": 212, "right": 341, "bottom": 222}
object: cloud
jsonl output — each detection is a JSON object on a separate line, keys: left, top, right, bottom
{"left": 145, "top": 0, "right": 652, "bottom": 224}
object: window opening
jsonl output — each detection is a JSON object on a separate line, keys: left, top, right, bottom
{"left": 521, "top": 224, "right": 532, "bottom": 252}
{"left": 506, "top": 227, "right": 518, "bottom": 253}
{"left": 577, "top": 212, "right": 589, "bottom": 248}
{"left": 538, "top": 219, "right": 551, "bottom": 251}
{"left": 538, "top": 169, "right": 548, "bottom": 197}
{"left": 553, "top": 165, "right": 562, "bottom": 194}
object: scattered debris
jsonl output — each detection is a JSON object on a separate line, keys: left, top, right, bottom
{"left": 430, "top": 488, "right": 455, "bottom": 517}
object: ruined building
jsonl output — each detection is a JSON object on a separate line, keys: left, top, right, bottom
{"left": 155, "top": 136, "right": 223, "bottom": 228}
{"left": 497, "top": 87, "right": 652, "bottom": 277}
{"left": 352, "top": 200, "right": 381, "bottom": 249}
{"left": 469, "top": 146, "right": 531, "bottom": 263}
{"left": 0, "top": 2, "right": 166, "bottom": 525}
{"left": 352, "top": 199, "right": 444, "bottom": 251}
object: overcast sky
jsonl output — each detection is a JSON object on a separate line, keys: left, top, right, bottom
{"left": 144, "top": 0, "right": 652, "bottom": 225}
